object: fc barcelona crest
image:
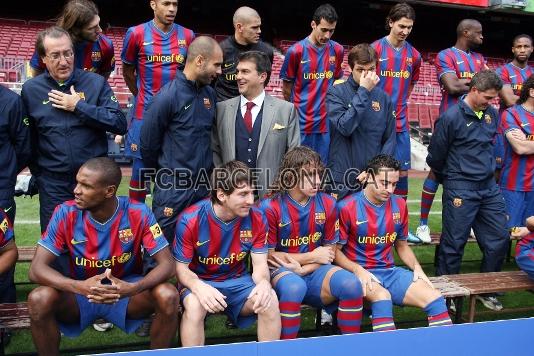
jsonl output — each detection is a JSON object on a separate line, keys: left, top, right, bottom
{"left": 130, "top": 143, "right": 138, "bottom": 152}
{"left": 178, "top": 39, "right": 187, "bottom": 48}
{"left": 406, "top": 57, "right": 413, "bottom": 66}
{"left": 329, "top": 56, "right": 336, "bottom": 65}
{"left": 484, "top": 114, "right": 491, "bottom": 124}
{"left": 372, "top": 101, "right": 381, "bottom": 112}
{"left": 118, "top": 228, "right": 134, "bottom": 243}
{"left": 163, "top": 207, "right": 174, "bottom": 217}
{"left": 453, "top": 198, "right": 462, "bottom": 208}
{"left": 392, "top": 212, "right": 401, "bottom": 224}
{"left": 315, "top": 212, "right": 326, "bottom": 225}
{"left": 240, "top": 230, "right": 252, "bottom": 243}
{"left": 91, "top": 51, "right": 101, "bottom": 62}
{"left": 203, "top": 98, "right": 212, "bottom": 109}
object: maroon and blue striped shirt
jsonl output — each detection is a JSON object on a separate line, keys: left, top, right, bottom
{"left": 500, "top": 104, "right": 534, "bottom": 192}
{"left": 39, "top": 197, "right": 168, "bottom": 280}
{"left": 280, "top": 38, "right": 344, "bottom": 134}
{"left": 0, "top": 209, "right": 13, "bottom": 249}
{"left": 172, "top": 199, "right": 268, "bottom": 282}
{"left": 338, "top": 191, "right": 408, "bottom": 269}
{"left": 121, "top": 21, "right": 195, "bottom": 120}
{"left": 372, "top": 37, "right": 421, "bottom": 133}
{"left": 435, "top": 47, "right": 486, "bottom": 114}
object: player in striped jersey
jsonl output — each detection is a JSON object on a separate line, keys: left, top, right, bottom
{"left": 500, "top": 75, "right": 534, "bottom": 233}
{"left": 494, "top": 34, "right": 533, "bottom": 179}
{"left": 30, "top": 0, "right": 115, "bottom": 79}
{"left": 416, "top": 19, "right": 487, "bottom": 242}
{"left": 121, "top": 0, "right": 195, "bottom": 203}
{"left": 372, "top": 3, "right": 421, "bottom": 202}
{"left": 261, "top": 146, "right": 363, "bottom": 339}
{"left": 0, "top": 209, "right": 17, "bottom": 286}
{"left": 335, "top": 154, "right": 451, "bottom": 331}
{"left": 27, "top": 158, "right": 178, "bottom": 355}
{"left": 280, "top": 4, "right": 344, "bottom": 164}
{"left": 174, "top": 161, "right": 280, "bottom": 346}
{"left": 514, "top": 216, "right": 534, "bottom": 281}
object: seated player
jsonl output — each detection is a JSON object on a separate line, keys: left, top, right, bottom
{"left": 514, "top": 216, "right": 534, "bottom": 281}
{"left": 261, "top": 146, "right": 363, "bottom": 339}
{"left": 174, "top": 160, "right": 280, "bottom": 346}
{"left": 0, "top": 209, "right": 17, "bottom": 285}
{"left": 335, "top": 154, "right": 452, "bottom": 331}
{"left": 27, "top": 157, "right": 179, "bottom": 356}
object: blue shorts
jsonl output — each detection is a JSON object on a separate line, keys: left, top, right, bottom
{"left": 301, "top": 132, "right": 330, "bottom": 165}
{"left": 180, "top": 275, "right": 256, "bottom": 328}
{"left": 516, "top": 243, "right": 534, "bottom": 281}
{"left": 60, "top": 275, "right": 144, "bottom": 337}
{"left": 394, "top": 131, "right": 411, "bottom": 170}
{"left": 272, "top": 265, "right": 339, "bottom": 314}
{"left": 125, "top": 116, "right": 143, "bottom": 159}
{"left": 501, "top": 189, "right": 534, "bottom": 228}
{"left": 494, "top": 133, "right": 504, "bottom": 170}
{"left": 369, "top": 267, "right": 414, "bottom": 306}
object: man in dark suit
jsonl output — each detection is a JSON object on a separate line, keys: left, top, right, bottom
{"left": 213, "top": 51, "right": 300, "bottom": 198}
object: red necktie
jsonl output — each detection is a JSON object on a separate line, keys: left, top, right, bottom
{"left": 244, "top": 101, "right": 255, "bottom": 133}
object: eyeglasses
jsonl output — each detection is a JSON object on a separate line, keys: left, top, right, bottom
{"left": 46, "top": 51, "right": 74, "bottom": 62}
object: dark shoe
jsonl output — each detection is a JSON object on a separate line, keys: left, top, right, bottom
{"left": 135, "top": 318, "right": 152, "bottom": 337}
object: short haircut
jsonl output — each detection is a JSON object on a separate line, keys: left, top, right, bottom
{"left": 186, "top": 36, "right": 220, "bottom": 63}
{"left": 81, "top": 157, "right": 122, "bottom": 188}
{"left": 233, "top": 6, "right": 260, "bottom": 25}
{"left": 517, "top": 74, "right": 534, "bottom": 105}
{"left": 513, "top": 34, "right": 533, "bottom": 46}
{"left": 57, "top": 0, "right": 99, "bottom": 42}
{"left": 385, "top": 2, "right": 415, "bottom": 30}
{"left": 268, "top": 146, "right": 324, "bottom": 195}
{"left": 456, "top": 19, "right": 481, "bottom": 37}
{"left": 312, "top": 3, "right": 338, "bottom": 24}
{"left": 35, "top": 26, "right": 73, "bottom": 58}
{"left": 211, "top": 160, "right": 253, "bottom": 204}
{"left": 468, "top": 70, "right": 503, "bottom": 92}
{"left": 238, "top": 50, "right": 272, "bottom": 84}
{"left": 366, "top": 154, "right": 400, "bottom": 173}
{"left": 348, "top": 43, "right": 377, "bottom": 70}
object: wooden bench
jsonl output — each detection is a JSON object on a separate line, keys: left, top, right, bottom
{"left": 444, "top": 270, "right": 534, "bottom": 323}
{"left": 428, "top": 276, "right": 470, "bottom": 323}
{"left": 17, "top": 246, "right": 36, "bottom": 262}
{"left": 0, "top": 302, "right": 29, "bottom": 356}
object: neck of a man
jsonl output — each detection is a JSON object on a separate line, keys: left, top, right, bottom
{"left": 154, "top": 18, "right": 173, "bottom": 33}
{"left": 234, "top": 33, "right": 250, "bottom": 46}
{"left": 288, "top": 189, "right": 310, "bottom": 206}
{"left": 364, "top": 188, "right": 383, "bottom": 206}
{"left": 89, "top": 197, "right": 118, "bottom": 224}
{"left": 212, "top": 202, "right": 238, "bottom": 222}
{"left": 243, "top": 88, "right": 263, "bottom": 102}
{"left": 387, "top": 34, "right": 404, "bottom": 49}
{"left": 523, "top": 98, "right": 534, "bottom": 113}
{"left": 512, "top": 58, "right": 528, "bottom": 69}
{"left": 464, "top": 95, "right": 481, "bottom": 112}
{"left": 454, "top": 39, "right": 470, "bottom": 53}
{"left": 182, "top": 65, "right": 198, "bottom": 83}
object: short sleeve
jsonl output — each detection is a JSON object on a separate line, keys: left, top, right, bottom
{"left": 38, "top": 204, "right": 69, "bottom": 256}
{"left": 121, "top": 27, "right": 139, "bottom": 65}
{"left": 141, "top": 207, "right": 169, "bottom": 256}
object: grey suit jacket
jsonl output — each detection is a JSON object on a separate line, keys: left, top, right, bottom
{"left": 212, "top": 93, "right": 300, "bottom": 198}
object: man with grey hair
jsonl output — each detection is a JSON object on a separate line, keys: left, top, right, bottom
{"left": 21, "top": 26, "right": 126, "bottom": 233}
{"left": 214, "top": 6, "right": 273, "bottom": 102}
{"left": 427, "top": 70, "right": 508, "bottom": 311}
{"left": 141, "top": 36, "right": 223, "bottom": 241}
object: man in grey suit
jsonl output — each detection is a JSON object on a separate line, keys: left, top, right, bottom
{"left": 213, "top": 51, "right": 300, "bottom": 198}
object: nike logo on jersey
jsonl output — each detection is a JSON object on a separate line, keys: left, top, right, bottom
{"left": 184, "top": 104, "right": 192, "bottom": 111}
{"left": 378, "top": 58, "right": 388, "bottom": 62}
{"left": 521, "top": 123, "right": 530, "bottom": 127}
{"left": 278, "top": 221, "right": 291, "bottom": 227}
{"left": 467, "top": 122, "right": 474, "bottom": 127}
{"left": 3, "top": 206, "right": 12, "bottom": 213}
{"left": 224, "top": 62, "right": 234, "bottom": 68}
{"left": 509, "top": 75, "right": 516, "bottom": 78}
{"left": 142, "top": 41, "right": 154, "bottom": 46}
{"left": 356, "top": 220, "right": 367, "bottom": 225}
{"left": 196, "top": 240, "right": 209, "bottom": 247}
{"left": 300, "top": 59, "right": 311, "bottom": 64}
{"left": 71, "top": 238, "right": 87, "bottom": 245}
{"left": 456, "top": 61, "right": 464, "bottom": 64}
{"left": 42, "top": 100, "right": 50, "bottom": 105}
